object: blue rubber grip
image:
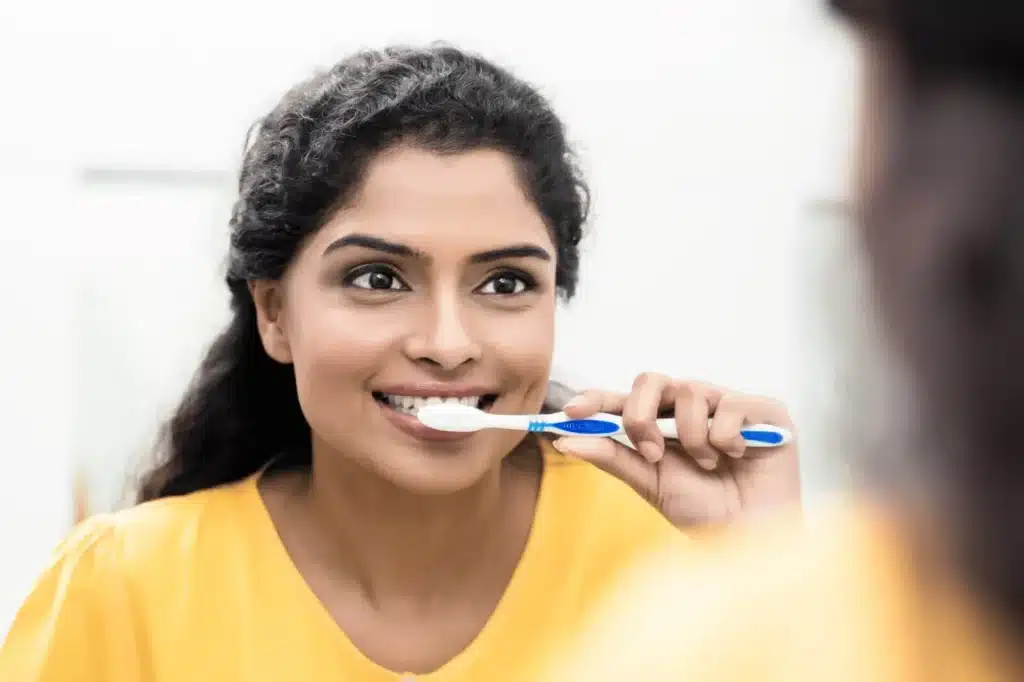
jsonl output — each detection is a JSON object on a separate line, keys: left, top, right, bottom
{"left": 739, "top": 428, "right": 785, "bottom": 445}
{"left": 549, "top": 419, "right": 621, "bottom": 436}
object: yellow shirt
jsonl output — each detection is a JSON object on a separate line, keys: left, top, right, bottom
{"left": 542, "top": 501, "right": 1017, "bottom": 682}
{"left": 0, "top": 442, "right": 683, "bottom": 682}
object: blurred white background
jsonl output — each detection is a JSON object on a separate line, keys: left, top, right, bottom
{"left": 0, "top": 0, "right": 859, "bottom": 633}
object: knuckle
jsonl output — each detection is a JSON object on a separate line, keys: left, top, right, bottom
{"left": 728, "top": 394, "right": 789, "bottom": 419}
{"left": 717, "top": 393, "right": 755, "bottom": 415}
{"left": 622, "top": 414, "right": 650, "bottom": 434}
{"left": 679, "top": 428, "right": 707, "bottom": 449}
{"left": 672, "top": 379, "right": 700, "bottom": 400}
{"left": 708, "top": 431, "right": 733, "bottom": 450}
{"left": 717, "top": 391, "right": 740, "bottom": 404}
{"left": 633, "top": 372, "right": 673, "bottom": 391}
{"left": 632, "top": 372, "right": 657, "bottom": 390}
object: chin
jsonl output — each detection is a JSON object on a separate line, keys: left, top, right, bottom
{"left": 370, "top": 436, "right": 518, "bottom": 495}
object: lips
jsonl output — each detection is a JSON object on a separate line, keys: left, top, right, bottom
{"left": 371, "top": 394, "right": 495, "bottom": 443}
{"left": 370, "top": 384, "right": 501, "bottom": 443}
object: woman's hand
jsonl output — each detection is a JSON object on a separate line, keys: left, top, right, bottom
{"left": 551, "top": 374, "right": 801, "bottom": 528}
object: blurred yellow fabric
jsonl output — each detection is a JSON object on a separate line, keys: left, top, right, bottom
{"left": 541, "top": 502, "right": 1016, "bottom": 682}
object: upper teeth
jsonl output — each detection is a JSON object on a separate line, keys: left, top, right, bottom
{"left": 382, "top": 394, "right": 483, "bottom": 414}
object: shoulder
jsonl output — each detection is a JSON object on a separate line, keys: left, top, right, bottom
{"left": 48, "top": 476, "right": 256, "bottom": 588}
{"left": 0, "top": 479, "right": 258, "bottom": 678}
{"left": 541, "top": 500, "right": 904, "bottom": 682}
{"left": 5, "top": 478, "right": 257, "bottom": 633}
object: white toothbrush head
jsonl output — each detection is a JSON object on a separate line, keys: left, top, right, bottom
{"left": 416, "top": 403, "right": 488, "bottom": 432}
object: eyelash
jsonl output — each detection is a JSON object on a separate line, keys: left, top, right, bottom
{"left": 342, "top": 264, "right": 410, "bottom": 292}
{"left": 478, "top": 269, "right": 537, "bottom": 296}
{"left": 341, "top": 264, "right": 537, "bottom": 296}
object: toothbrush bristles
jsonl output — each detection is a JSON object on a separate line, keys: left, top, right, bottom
{"left": 416, "top": 402, "right": 485, "bottom": 433}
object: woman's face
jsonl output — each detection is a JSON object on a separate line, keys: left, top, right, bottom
{"left": 254, "top": 146, "right": 558, "bottom": 493}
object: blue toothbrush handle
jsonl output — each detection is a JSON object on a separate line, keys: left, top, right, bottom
{"left": 536, "top": 413, "right": 792, "bottom": 448}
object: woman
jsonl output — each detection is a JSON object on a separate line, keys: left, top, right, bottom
{"left": 540, "top": 1, "right": 1024, "bottom": 680}
{"left": 0, "top": 46, "right": 799, "bottom": 681}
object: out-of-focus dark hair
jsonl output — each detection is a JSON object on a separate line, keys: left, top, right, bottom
{"left": 833, "top": 0, "right": 1024, "bottom": 632}
{"left": 136, "top": 45, "right": 589, "bottom": 503}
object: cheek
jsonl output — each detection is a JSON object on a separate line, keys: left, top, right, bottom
{"left": 481, "top": 298, "right": 556, "bottom": 388}
{"left": 285, "top": 294, "right": 409, "bottom": 391}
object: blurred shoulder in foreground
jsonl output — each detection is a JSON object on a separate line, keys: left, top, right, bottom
{"left": 541, "top": 499, "right": 1018, "bottom": 682}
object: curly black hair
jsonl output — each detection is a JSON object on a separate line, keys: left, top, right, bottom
{"left": 137, "top": 45, "right": 589, "bottom": 502}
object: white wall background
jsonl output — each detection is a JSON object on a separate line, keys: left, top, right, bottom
{"left": 0, "top": 0, "right": 859, "bottom": 634}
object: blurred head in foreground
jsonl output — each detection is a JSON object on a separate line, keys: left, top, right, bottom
{"left": 541, "top": 1, "right": 1024, "bottom": 679}
{"left": 843, "top": 0, "right": 1024, "bottom": 630}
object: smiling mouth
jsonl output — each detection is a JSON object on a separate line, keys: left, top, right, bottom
{"left": 372, "top": 392, "right": 500, "bottom": 417}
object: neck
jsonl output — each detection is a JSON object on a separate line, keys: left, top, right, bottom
{"left": 302, "top": 440, "right": 538, "bottom": 608}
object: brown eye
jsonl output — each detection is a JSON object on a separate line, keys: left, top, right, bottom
{"left": 478, "top": 272, "right": 532, "bottom": 296}
{"left": 344, "top": 265, "right": 409, "bottom": 291}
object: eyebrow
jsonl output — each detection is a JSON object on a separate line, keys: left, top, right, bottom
{"left": 470, "top": 245, "right": 552, "bottom": 264}
{"left": 322, "top": 233, "right": 552, "bottom": 264}
{"left": 323, "top": 234, "right": 424, "bottom": 259}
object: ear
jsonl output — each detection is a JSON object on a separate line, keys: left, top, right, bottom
{"left": 249, "top": 280, "right": 293, "bottom": 364}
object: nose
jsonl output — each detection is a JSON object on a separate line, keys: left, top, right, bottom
{"left": 403, "top": 292, "right": 483, "bottom": 372}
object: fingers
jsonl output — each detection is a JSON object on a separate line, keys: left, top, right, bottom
{"left": 562, "top": 388, "right": 623, "bottom": 418}
{"left": 707, "top": 403, "right": 747, "bottom": 459}
{"left": 674, "top": 381, "right": 724, "bottom": 471}
{"left": 622, "top": 373, "right": 675, "bottom": 463}
{"left": 559, "top": 377, "right": 792, "bottom": 475}
{"left": 563, "top": 377, "right": 721, "bottom": 466}
{"left": 703, "top": 392, "right": 793, "bottom": 467}
{"left": 551, "top": 436, "right": 658, "bottom": 500}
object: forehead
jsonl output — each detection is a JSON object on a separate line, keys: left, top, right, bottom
{"left": 311, "top": 145, "right": 554, "bottom": 255}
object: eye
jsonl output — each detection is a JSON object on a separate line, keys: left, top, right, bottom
{"left": 344, "top": 265, "right": 409, "bottom": 291}
{"left": 478, "top": 272, "right": 533, "bottom": 296}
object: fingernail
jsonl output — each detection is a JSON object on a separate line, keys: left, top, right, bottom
{"left": 639, "top": 441, "right": 663, "bottom": 463}
{"left": 698, "top": 458, "right": 718, "bottom": 471}
{"left": 564, "top": 396, "right": 586, "bottom": 410}
{"left": 553, "top": 437, "right": 604, "bottom": 458}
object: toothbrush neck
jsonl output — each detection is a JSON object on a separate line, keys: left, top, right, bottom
{"left": 486, "top": 413, "right": 548, "bottom": 431}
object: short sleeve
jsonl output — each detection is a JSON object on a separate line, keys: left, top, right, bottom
{"left": 0, "top": 514, "right": 141, "bottom": 682}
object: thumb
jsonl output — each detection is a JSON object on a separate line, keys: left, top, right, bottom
{"left": 551, "top": 437, "right": 658, "bottom": 500}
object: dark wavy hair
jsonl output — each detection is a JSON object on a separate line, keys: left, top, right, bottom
{"left": 832, "top": 0, "right": 1024, "bottom": 631}
{"left": 137, "top": 45, "right": 589, "bottom": 502}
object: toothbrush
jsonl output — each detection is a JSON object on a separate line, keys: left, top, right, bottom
{"left": 416, "top": 403, "right": 791, "bottom": 448}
